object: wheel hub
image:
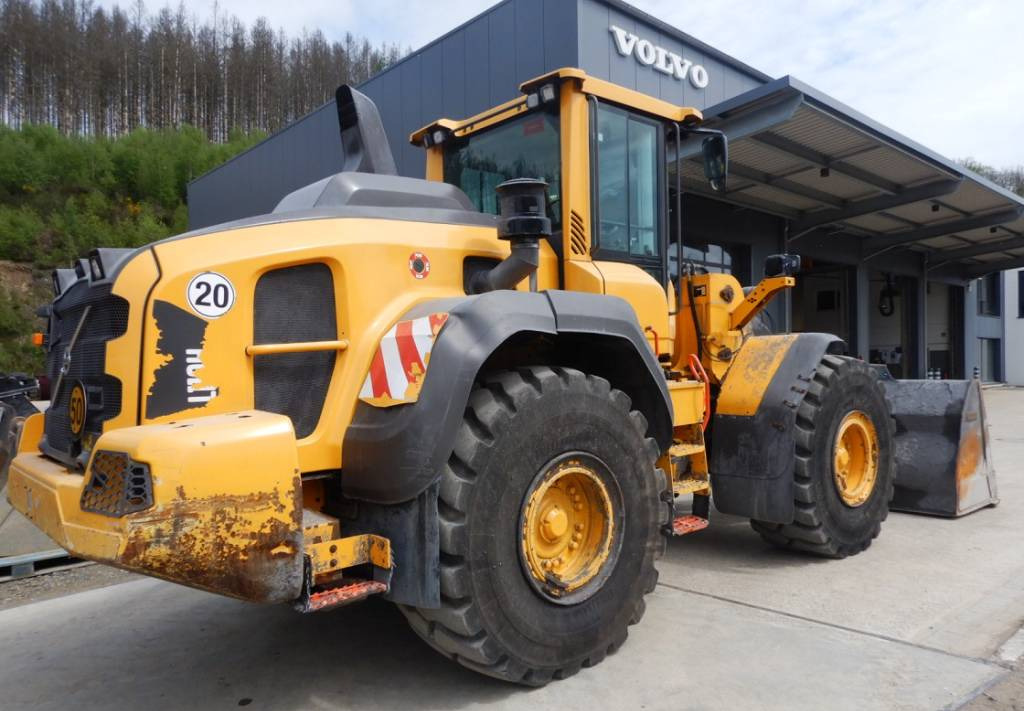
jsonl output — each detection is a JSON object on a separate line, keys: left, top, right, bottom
{"left": 520, "top": 456, "right": 619, "bottom": 603}
{"left": 832, "top": 410, "right": 879, "bottom": 507}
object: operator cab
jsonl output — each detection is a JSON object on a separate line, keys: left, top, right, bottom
{"left": 412, "top": 67, "right": 728, "bottom": 289}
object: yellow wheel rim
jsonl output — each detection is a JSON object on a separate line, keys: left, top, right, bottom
{"left": 520, "top": 456, "right": 618, "bottom": 602}
{"left": 832, "top": 410, "right": 879, "bottom": 507}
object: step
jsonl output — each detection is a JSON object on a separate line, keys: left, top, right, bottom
{"left": 299, "top": 580, "right": 388, "bottom": 612}
{"left": 673, "top": 477, "right": 710, "bottom": 496}
{"left": 671, "top": 515, "right": 710, "bottom": 536}
{"left": 669, "top": 442, "right": 705, "bottom": 458}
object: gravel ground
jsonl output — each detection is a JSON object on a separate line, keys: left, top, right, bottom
{"left": 963, "top": 663, "right": 1024, "bottom": 711}
{"left": 0, "top": 564, "right": 137, "bottom": 611}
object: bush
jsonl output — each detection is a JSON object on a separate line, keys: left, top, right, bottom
{"left": 0, "top": 287, "right": 45, "bottom": 375}
{"left": 0, "top": 206, "right": 46, "bottom": 262}
{"left": 0, "top": 123, "right": 264, "bottom": 272}
{"left": 0, "top": 123, "right": 263, "bottom": 372}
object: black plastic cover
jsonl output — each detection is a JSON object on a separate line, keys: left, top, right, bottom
{"left": 273, "top": 171, "right": 476, "bottom": 214}
{"left": 342, "top": 289, "right": 673, "bottom": 504}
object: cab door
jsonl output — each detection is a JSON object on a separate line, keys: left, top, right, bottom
{"left": 583, "top": 100, "right": 671, "bottom": 359}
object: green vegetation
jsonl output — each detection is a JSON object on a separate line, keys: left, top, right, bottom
{"left": 0, "top": 124, "right": 265, "bottom": 374}
{"left": 0, "top": 285, "right": 43, "bottom": 374}
{"left": 0, "top": 124, "right": 265, "bottom": 267}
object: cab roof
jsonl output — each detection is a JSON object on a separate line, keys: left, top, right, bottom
{"left": 409, "top": 67, "right": 703, "bottom": 146}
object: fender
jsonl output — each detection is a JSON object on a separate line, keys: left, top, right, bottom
{"left": 342, "top": 289, "right": 673, "bottom": 505}
{"left": 709, "top": 333, "right": 845, "bottom": 523}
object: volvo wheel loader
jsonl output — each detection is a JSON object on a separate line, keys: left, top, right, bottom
{"left": 2, "top": 68, "right": 998, "bottom": 684}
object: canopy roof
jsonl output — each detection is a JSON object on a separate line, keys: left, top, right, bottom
{"left": 679, "top": 76, "right": 1024, "bottom": 281}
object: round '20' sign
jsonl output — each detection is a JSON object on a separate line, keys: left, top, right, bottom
{"left": 187, "top": 272, "right": 235, "bottom": 319}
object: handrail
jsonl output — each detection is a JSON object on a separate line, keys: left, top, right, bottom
{"left": 245, "top": 340, "right": 349, "bottom": 356}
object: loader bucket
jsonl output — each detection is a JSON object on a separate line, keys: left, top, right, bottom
{"left": 877, "top": 377, "right": 998, "bottom": 517}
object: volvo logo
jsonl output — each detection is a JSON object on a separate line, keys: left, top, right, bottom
{"left": 609, "top": 25, "right": 710, "bottom": 89}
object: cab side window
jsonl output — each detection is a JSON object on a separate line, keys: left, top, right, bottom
{"left": 594, "top": 104, "right": 660, "bottom": 263}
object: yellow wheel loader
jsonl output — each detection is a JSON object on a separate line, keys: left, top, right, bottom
{"left": 2, "top": 68, "right": 997, "bottom": 684}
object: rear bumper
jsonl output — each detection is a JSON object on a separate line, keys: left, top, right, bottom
{"left": 6, "top": 410, "right": 304, "bottom": 603}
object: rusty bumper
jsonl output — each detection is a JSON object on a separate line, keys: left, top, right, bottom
{"left": 5, "top": 410, "right": 304, "bottom": 603}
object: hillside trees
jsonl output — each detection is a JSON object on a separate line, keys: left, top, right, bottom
{"left": 0, "top": 0, "right": 404, "bottom": 140}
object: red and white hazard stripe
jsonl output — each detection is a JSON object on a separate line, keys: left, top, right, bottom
{"left": 359, "top": 313, "right": 448, "bottom": 405}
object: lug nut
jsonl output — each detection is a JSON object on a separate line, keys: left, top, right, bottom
{"left": 575, "top": 523, "right": 584, "bottom": 532}
{"left": 569, "top": 542, "right": 579, "bottom": 550}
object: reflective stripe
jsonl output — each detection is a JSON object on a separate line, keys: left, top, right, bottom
{"left": 359, "top": 312, "right": 449, "bottom": 406}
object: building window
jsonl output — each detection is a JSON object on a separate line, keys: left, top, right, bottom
{"left": 593, "top": 104, "right": 660, "bottom": 261}
{"left": 979, "top": 338, "right": 1001, "bottom": 382}
{"left": 1018, "top": 271, "right": 1024, "bottom": 318}
{"left": 668, "top": 240, "right": 749, "bottom": 284}
{"left": 977, "top": 273, "right": 1000, "bottom": 317}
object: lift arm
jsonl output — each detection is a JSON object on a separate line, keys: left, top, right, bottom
{"left": 729, "top": 276, "right": 794, "bottom": 331}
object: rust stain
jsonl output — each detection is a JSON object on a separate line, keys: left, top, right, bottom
{"left": 120, "top": 481, "right": 303, "bottom": 603}
{"left": 956, "top": 423, "right": 983, "bottom": 503}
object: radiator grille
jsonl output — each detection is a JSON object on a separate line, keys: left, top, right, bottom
{"left": 43, "top": 281, "right": 128, "bottom": 464}
{"left": 253, "top": 264, "right": 337, "bottom": 439}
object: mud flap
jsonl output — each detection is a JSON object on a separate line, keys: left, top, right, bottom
{"left": 709, "top": 333, "right": 844, "bottom": 523}
{"left": 879, "top": 377, "right": 998, "bottom": 516}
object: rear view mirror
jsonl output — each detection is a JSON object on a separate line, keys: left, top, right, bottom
{"left": 702, "top": 134, "right": 728, "bottom": 192}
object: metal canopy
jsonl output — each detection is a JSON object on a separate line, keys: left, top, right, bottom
{"left": 681, "top": 76, "right": 1024, "bottom": 281}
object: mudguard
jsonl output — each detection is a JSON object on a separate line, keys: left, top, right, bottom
{"left": 342, "top": 289, "right": 673, "bottom": 505}
{"left": 709, "top": 333, "right": 844, "bottom": 523}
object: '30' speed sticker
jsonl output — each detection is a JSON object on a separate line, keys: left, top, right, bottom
{"left": 187, "top": 272, "right": 236, "bottom": 319}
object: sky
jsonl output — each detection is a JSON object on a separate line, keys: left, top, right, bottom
{"left": 110, "top": 0, "right": 1024, "bottom": 167}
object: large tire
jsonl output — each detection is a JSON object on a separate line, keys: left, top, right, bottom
{"left": 399, "top": 366, "right": 669, "bottom": 685}
{"left": 751, "top": 355, "right": 895, "bottom": 558}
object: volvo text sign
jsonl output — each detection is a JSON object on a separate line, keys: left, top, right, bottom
{"left": 610, "top": 25, "right": 709, "bottom": 89}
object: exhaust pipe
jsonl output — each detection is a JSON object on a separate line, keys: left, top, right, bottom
{"left": 471, "top": 178, "right": 550, "bottom": 293}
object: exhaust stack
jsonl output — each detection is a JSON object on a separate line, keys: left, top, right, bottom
{"left": 335, "top": 85, "right": 398, "bottom": 175}
{"left": 471, "top": 178, "right": 549, "bottom": 293}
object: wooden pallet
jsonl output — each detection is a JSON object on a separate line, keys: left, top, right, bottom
{"left": 0, "top": 549, "right": 89, "bottom": 581}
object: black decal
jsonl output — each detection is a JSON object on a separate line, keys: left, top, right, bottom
{"left": 146, "top": 300, "right": 211, "bottom": 418}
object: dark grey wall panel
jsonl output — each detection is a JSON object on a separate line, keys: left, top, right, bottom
{"left": 516, "top": 0, "right": 545, "bottom": 82}
{"left": 489, "top": 2, "right": 518, "bottom": 106}
{"left": 186, "top": 102, "right": 343, "bottom": 229}
{"left": 543, "top": 0, "right": 578, "bottom": 70}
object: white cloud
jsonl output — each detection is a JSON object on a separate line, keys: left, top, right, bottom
{"left": 638, "top": 0, "right": 1024, "bottom": 167}
{"left": 103, "top": 0, "right": 1024, "bottom": 166}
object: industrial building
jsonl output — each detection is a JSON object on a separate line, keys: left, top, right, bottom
{"left": 187, "top": 0, "right": 1024, "bottom": 381}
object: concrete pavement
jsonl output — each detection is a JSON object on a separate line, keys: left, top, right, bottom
{"left": 1, "top": 388, "right": 1022, "bottom": 710}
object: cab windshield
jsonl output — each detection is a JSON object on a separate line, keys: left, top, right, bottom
{"left": 442, "top": 105, "right": 561, "bottom": 230}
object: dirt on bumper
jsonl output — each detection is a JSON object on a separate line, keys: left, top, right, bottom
{"left": 6, "top": 410, "right": 304, "bottom": 604}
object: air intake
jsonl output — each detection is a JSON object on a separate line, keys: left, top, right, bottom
{"left": 253, "top": 264, "right": 337, "bottom": 438}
